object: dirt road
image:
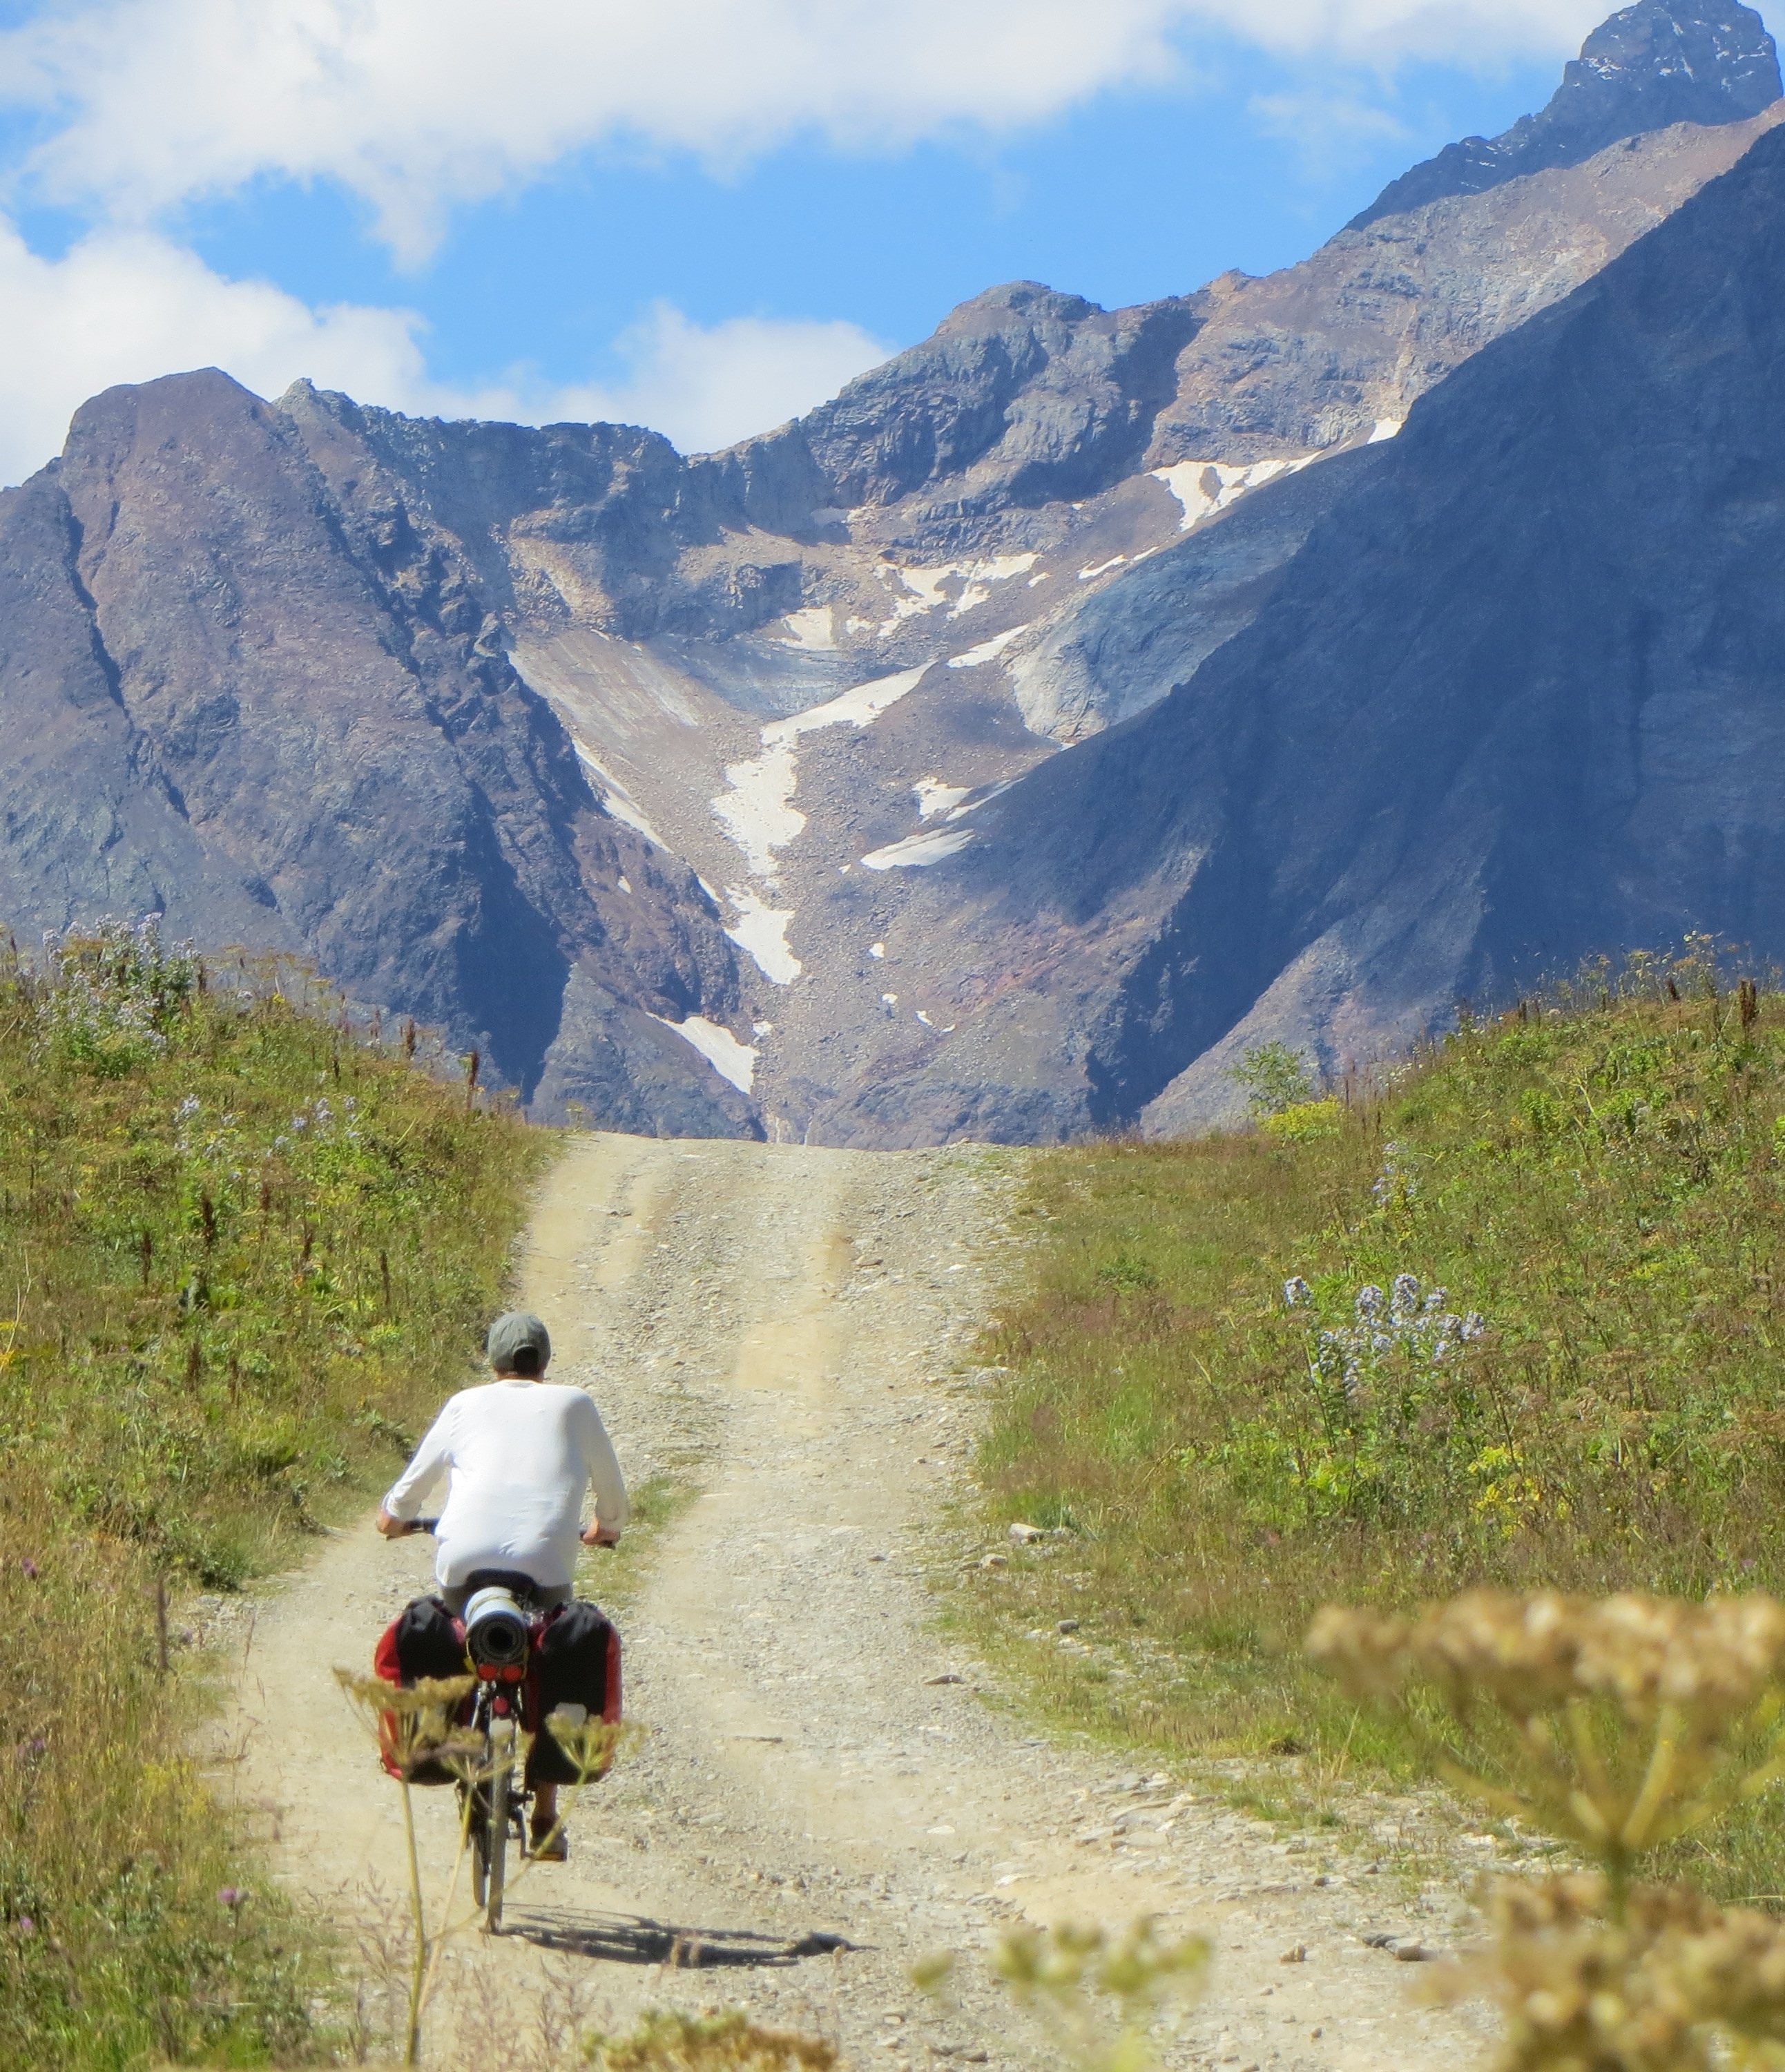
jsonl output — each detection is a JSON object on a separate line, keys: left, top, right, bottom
{"left": 214, "top": 1133, "right": 1489, "bottom": 2071}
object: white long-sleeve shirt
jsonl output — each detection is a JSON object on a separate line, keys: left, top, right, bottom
{"left": 381, "top": 1379, "right": 629, "bottom": 1590}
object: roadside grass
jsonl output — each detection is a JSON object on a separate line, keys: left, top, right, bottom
{"left": 959, "top": 949, "right": 1785, "bottom": 1903}
{"left": 0, "top": 923, "right": 549, "bottom": 2068}
{"left": 577, "top": 1470, "right": 697, "bottom": 1615}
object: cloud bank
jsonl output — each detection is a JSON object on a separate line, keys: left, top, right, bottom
{"left": 0, "top": 0, "right": 1630, "bottom": 483}
{"left": 1, "top": 1, "right": 1612, "bottom": 261}
{"left": 0, "top": 227, "right": 893, "bottom": 485}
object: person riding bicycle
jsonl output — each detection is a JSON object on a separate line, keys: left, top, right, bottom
{"left": 374, "top": 1309, "right": 627, "bottom": 1858}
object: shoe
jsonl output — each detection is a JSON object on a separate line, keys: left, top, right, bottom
{"left": 530, "top": 1821, "right": 568, "bottom": 1861}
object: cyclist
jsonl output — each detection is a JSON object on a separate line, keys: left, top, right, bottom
{"left": 375, "top": 1310, "right": 627, "bottom": 1857}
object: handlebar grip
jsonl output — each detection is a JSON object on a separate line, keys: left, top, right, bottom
{"left": 409, "top": 1517, "right": 439, "bottom": 1536}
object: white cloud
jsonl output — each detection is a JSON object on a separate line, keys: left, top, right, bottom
{"left": 0, "top": 219, "right": 451, "bottom": 484}
{"left": 1249, "top": 90, "right": 1413, "bottom": 180}
{"left": 549, "top": 303, "right": 893, "bottom": 455}
{"left": 0, "top": 220, "right": 894, "bottom": 485}
{"left": 0, "top": 1, "right": 1612, "bottom": 263}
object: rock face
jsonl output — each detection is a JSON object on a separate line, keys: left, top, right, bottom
{"left": 1354, "top": 1, "right": 1779, "bottom": 229}
{"left": 0, "top": 1, "right": 1780, "bottom": 1138}
{"left": 0, "top": 372, "right": 756, "bottom": 1135}
{"left": 860, "top": 116, "right": 1785, "bottom": 1140}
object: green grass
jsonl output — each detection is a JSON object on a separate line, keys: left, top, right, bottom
{"left": 0, "top": 923, "right": 550, "bottom": 2066}
{"left": 964, "top": 950, "right": 1785, "bottom": 1900}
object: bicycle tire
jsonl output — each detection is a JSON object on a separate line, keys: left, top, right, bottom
{"left": 467, "top": 1781, "right": 489, "bottom": 1910}
{"left": 483, "top": 1722, "right": 514, "bottom": 1932}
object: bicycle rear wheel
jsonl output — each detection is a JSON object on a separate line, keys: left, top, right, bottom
{"left": 467, "top": 1781, "right": 490, "bottom": 1911}
{"left": 483, "top": 1720, "right": 515, "bottom": 1932}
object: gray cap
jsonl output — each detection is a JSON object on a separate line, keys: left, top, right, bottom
{"left": 486, "top": 1310, "right": 551, "bottom": 1372}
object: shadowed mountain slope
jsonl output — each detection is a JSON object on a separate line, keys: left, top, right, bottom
{"left": 0, "top": 372, "right": 756, "bottom": 1134}
{"left": 849, "top": 116, "right": 1785, "bottom": 1140}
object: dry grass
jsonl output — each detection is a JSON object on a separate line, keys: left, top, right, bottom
{"left": 957, "top": 951, "right": 1785, "bottom": 1901}
{"left": 0, "top": 924, "right": 550, "bottom": 2067}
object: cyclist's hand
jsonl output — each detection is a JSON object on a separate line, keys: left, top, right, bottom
{"left": 581, "top": 1522, "right": 621, "bottom": 1548}
{"left": 375, "top": 1508, "right": 407, "bottom": 1539}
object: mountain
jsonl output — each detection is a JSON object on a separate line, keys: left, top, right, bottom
{"left": 0, "top": 372, "right": 756, "bottom": 1133}
{"left": 0, "top": 0, "right": 1777, "bottom": 1138}
{"left": 856, "top": 103, "right": 1785, "bottom": 1142}
{"left": 1353, "top": 0, "right": 1779, "bottom": 229}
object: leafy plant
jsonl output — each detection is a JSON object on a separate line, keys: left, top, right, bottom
{"left": 917, "top": 1917, "right": 1207, "bottom": 2072}
{"left": 1229, "top": 1041, "right": 1317, "bottom": 1120}
{"left": 586, "top": 2011, "right": 838, "bottom": 2072}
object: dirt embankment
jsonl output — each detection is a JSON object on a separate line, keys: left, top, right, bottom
{"left": 212, "top": 1133, "right": 1487, "bottom": 2071}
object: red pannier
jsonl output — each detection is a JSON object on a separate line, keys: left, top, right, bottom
{"left": 372, "top": 1595, "right": 622, "bottom": 1786}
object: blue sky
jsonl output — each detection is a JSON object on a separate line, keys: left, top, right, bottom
{"left": 171, "top": 46, "right": 1556, "bottom": 396}
{"left": 0, "top": 1, "right": 1773, "bottom": 481}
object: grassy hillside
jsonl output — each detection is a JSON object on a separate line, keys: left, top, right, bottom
{"left": 0, "top": 921, "right": 548, "bottom": 2069}
{"left": 967, "top": 949, "right": 1785, "bottom": 1899}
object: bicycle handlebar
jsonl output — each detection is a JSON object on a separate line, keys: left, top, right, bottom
{"left": 397, "top": 1516, "right": 615, "bottom": 1544}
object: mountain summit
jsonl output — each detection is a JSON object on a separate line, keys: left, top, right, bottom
{"left": 1353, "top": 1, "right": 1779, "bottom": 229}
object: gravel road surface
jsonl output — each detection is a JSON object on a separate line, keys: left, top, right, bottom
{"left": 213, "top": 1132, "right": 1489, "bottom": 2070}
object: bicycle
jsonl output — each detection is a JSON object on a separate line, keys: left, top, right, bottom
{"left": 459, "top": 1579, "right": 537, "bottom": 1932}
{"left": 398, "top": 1522, "right": 542, "bottom": 1934}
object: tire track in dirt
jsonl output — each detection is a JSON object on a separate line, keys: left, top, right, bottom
{"left": 213, "top": 1133, "right": 1491, "bottom": 2070}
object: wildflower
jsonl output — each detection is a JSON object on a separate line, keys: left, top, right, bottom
{"left": 333, "top": 1668, "right": 479, "bottom": 1781}
{"left": 1282, "top": 1276, "right": 1312, "bottom": 1308}
{"left": 1430, "top": 1873, "right": 1785, "bottom": 2072}
{"left": 19, "top": 1557, "right": 37, "bottom": 1579}
{"left": 1309, "top": 1590, "right": 1785, "bottom": 1883}
{"left": 216, "top": 1886, "right": 246, "bottom": 1910}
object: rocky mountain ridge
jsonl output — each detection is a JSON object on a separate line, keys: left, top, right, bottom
{"left": 867, "top": 110, "right": 1785, "bottom": 1141}
{"left": 0, "top": 0, "right": 1777, "bottom": 1140}
{"left": 1353, "top": 0, "right": 1779, "bottom": 228}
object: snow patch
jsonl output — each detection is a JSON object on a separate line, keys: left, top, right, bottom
{"left": 777, "top": 606, "right": 837, "bottom": 652}
{"left": 724, "top": 885, "right": 802, "bottom": 986}
{"left": 711, "top": 741, "right": 803, "bottom": 877}
{"left": 947, "top": 624, "right": 1030, "bottom": 670}
{"left": 869, "top": 942, "right": 885, "bottom": 959}
{"left": 860, "top": 827, "right": 977, "bottom": 870}
{"left": 711, "top": 666, "right": 930, "bottom": 877}
{"left": 875, "top": 554, "right": 1038, "bottom": 632}
{"left": 1369, "top": 417, "right": 1405, "bottom": 443}
{"left": 652, "top": 1015, "right": 758, "bottom": 1095}
{"left": 914, "top": 776, "right": 972, "bottom": 821}
{"left": 1078, "top": 555, "right": 1127, "bottom": 581}
{"left": 573, "top": 741, "right": 670, "bottom": 850}
{"left": 1150, "top": 454, "right": 1320, "bottom": 532}
{"left": 762, "top": 664, "right": 929, "bottom": 745}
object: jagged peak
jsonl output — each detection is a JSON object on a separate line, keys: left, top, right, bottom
{"left": 1351, "top": 0, "right": 1780, "bottom": 230}
{"left": 933, "top": 280, "right": 1103, "bottom": 333}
